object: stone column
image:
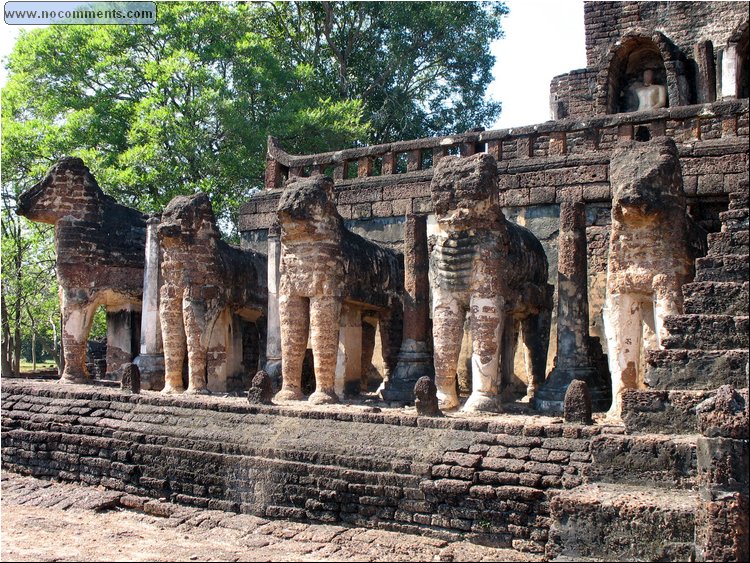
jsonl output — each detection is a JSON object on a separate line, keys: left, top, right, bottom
{"left": 264, "top": 223, "right": 282, "bottom": 388}
{"left": 134, "top": 217, "right": 165, "bottom": 389}
{"left": 105, "top": 306, "right": 137, "bottom": 378}
{"left": 535, "top": 201, "right": 610, "bottom": 412}
{"left": 335, "top": 304, "right": 363, "bottom": 397}
{"left": 720, "top": 45, "right": 738, "bottom": 99}
{"left": 381, "top": 214, "right": 434, "bottom": 403}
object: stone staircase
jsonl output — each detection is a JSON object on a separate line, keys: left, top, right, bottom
{"left": 546, "top": 431, "right": 701, "bottom": 561}
{"left": 547, "top": 188, "right": 749, "bottom": 561}
{"left": 622, "top": 188, "right": 749, "bottom": 435}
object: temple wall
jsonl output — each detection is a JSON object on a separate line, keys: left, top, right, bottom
{"left": 240, "top": 100, "right": 749, "bottom": 379}
{"left": 583, "top": 2, "right": 749, "bottom": 69}
{"left": 551, "top": 2, "right": 748, "bottom": 118}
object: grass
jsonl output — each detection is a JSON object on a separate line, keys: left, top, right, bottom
{"left": 18, "top": 359, "right": 58, "bottom": 373}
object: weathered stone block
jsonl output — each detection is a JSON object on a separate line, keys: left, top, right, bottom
{"left": 247, "top": 370, "right": 273, "bottom": 405}
{"left": 414, "top": 377, "right": 441, "bottom": 417}
{"left": 563, "top": 380, "right": 592, "bottom": 424}
{"left": 119, "top": 363, "right": 141, "bottom": 394}
{"left": 645, "top": 349, "right": 749, "bottom": 390}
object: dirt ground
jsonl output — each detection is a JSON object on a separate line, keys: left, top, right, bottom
{"left": 0, "top": 471, "right": 542, "bottom": 562}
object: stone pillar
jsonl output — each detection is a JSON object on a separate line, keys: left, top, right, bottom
{"left": 535, "top": 201, "right": 610, "bottom": 412}
{"left": 105, "top": 306, "right": 137, "bottom": 378}
{"left": 694, "top": 41, "right": 717, "bottom": 104}
{"left": 134, "top": 217, "right": 165, "bottom": 389}
{"left": 264, "top": 223, "right": 282, "bottom": 389}
{"left": 381, "top": 214, "right": 434, "bottom": 402}
{"left": 694, "top": 386, "right": 749, "bottom": 562}
{"left": 720, "top": 45, "right": 738, "bottom": 99}
{"left": 335, "top": 304, "right": 363, "bottom": 397}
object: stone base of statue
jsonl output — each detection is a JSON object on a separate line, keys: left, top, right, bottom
{"left": 380, "top": 340, "right": 434, "bottom": 403}
{"left": 534, "top": 365, "right": 610, "bottom": 413}
{"left": 133, "top": 353, "right": 165, "bottom": 391}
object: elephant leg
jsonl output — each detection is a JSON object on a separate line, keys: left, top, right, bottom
{"left": 432, "top": 289, "right": 465, "bottom": 410}
{"left": 275, "top": 294, "right": 308, "bottom": 401}
{"left": 160, "top": 290, "right": 186, "bottom": 394}
{"left": 653, "top": 275, "right": 683, "bottom": 348}
{"left": 464, "top": 295, "right": 504, "bottom": 413}
{"left": 183, "top": 298, "right": 210, "bottom": 394}
{"left": 59, "top": 291, "right": 99, "bottom": 384}
{"left": 500, "top": 315, "right": 519, "bottom": 394}
{"left": 522, "top": 308, "right": 552, "bottom": 401}
{"left": 604, "top": 292, "right": 642, "bottom": 417}
{"left": 308, "top": 296, "right": 341, "bottom": 405}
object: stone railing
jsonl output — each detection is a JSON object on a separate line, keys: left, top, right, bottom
{"left": 263, "top": 99, "right": 749, "bottom": 190}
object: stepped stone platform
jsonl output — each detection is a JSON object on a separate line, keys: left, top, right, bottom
{"left": 661, "top": 314, "right": 749, "bottom": 350}
{"left": 4, "top": 377, "right": 744, "bottom": 561}
{"left": 694, "top": 255, "right": 749, "bottom": 283}
{"left": 645, "top": 349, "right": 749, "bottom": 390}
{"left": 623, "top": 188, "right": 750, "bottom": 437}
{"left": 706, "top": 230, "right": 749, "bottom": 257}
{"left": 546, "top": 484, "right": 699, "bottom": 562}
{"left": 683, "top": 281, "right": 748, "bottom": 316}
{"left": 2, "top": 379, "right": 627, "bottom": 555}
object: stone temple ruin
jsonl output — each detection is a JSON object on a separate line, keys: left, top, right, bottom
{"left": 4, "top": 3, "right": 749, "bottom": 561}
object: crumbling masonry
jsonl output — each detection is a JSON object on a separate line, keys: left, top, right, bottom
{"left": 5, "top": 2, "right": 749, "bottom": 561}
{"left": 158, "top": 194, "right": 267, "bottom": 394}
{"left": 274, "top": 176, "right": 403, "bottom": 404}
{"left": 428, "top": 154, "right": 552, "bottom": 413}
{"left": 16, "top": 157, "right": 146, "bottom": 382}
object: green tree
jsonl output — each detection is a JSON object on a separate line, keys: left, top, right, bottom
{"left": 1, "top": 198, "right": 61, "bottom": 375}
{"left": 255, "top": 1, "right": 507, "bottom": 143}
{"left": 1, "top": 2, "right": 369, "bottom": 230}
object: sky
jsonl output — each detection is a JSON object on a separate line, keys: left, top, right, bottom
{"left": 0, "top": 0, "right": 587, "bottom": 131}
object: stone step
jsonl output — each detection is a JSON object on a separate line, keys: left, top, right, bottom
{"left": 683, "top": 281, "right": 749, "bottom": 315}
{"left": 728, "top": 190, "right": 748, "bottom": 210}
{"left": 645, "top": 349, "right": 749, "bottom": 390}
{"left": 661, "top": 314, "right": 749, "bottom": 350}
{"left": 621, "top": 389, "right": 711, "bottom": 435}
{"left": 720, "top": 208, "right": 749, "bottom": 231}
{"left": 707, "top": 230, "right": 749, "bottom": 257}
{"left": 588, "top": 434, "right": 697, "bottom": 489}
{"left": 694, "top": 254, "right": 749, "bottom": 283}
{"left": 547, "top": 483, "right": 698, "bottom": 562}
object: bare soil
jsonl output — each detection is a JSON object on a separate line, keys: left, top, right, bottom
{"left": 1, "top": 471, "right": 542, "bottom": 562}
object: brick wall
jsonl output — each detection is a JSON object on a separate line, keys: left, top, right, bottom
{"left": 584, "top": 2, "right": 749, "bottom": 69}
{"left": 1, "top": 379, "right": 618, "bottom": 553}
{"left": 550, "top": 2, "right": 748, "bottom": 118}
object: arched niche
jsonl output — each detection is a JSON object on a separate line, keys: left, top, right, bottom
{"left": 602, "top": 31, "right": 686, "bottom": 114}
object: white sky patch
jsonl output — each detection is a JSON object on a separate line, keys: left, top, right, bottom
{"left": 488, "top": 0, "right": 586, "bottom": 130}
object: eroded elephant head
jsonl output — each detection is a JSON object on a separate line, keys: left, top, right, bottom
{"left": 609, "top": 138, "right": 683, "bottom": 225}
{"left": 158, "top": 193, "right": 220, "bottom": 246}
{"left": 430, "top": 153, "right": 500, "bottom": 230}
{"left": 277, "top": 175, "right": 341, "bottom": 239}
{"left": 17, "top": 156, "right": 107, "bottom": 224}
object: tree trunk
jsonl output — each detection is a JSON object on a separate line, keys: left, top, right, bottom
{"left": 1, "top": 291, "right": 13, "bottom": 375}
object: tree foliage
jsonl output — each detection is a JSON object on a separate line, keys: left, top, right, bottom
{"left": 256, "top": 1, "right": 507, "bottom": 143}
{"left": 1, "top": 1, "right": 506, "bottom": 369}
